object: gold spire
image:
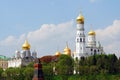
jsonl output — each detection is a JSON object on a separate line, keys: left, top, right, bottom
{"left": 64, "top": 42, "right": 71, "bottom": 56}
{"left": 88, "top": 25, "right": 96, "bottom": 35}
{"left": 55, "top": 51, "right": 61, "bottom": 57}
{"left": 88, "top": 30, "right": 96, "bottom": 35}
{"left": 55, "top": 46, "right": 61, "bottom": 56}
{"left": 22, "top": 39, "right": 31, "bottom": 50}
{"left": 76, "top": 12, "right": 84, "bottom": 24}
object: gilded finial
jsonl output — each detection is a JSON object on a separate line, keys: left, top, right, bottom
{"left": 80, "top": 11, "right": 82, "bottom": 15}
{"left": 88, "top": 24, "right": 96, "bottom": 35}
{"left": 66, "top": 41, "right": 68, "bottom": 48}
{"left": 90, "top": 24, "right": 93, "bottom": 30}
{"left": 64, "top": 41, "right": 71, "bottom": 56}
{"left": 76, "top": 11, "right": 84, "bottom": 24}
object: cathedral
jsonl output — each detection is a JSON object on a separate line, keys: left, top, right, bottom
{"left": 74, "top": 13, "right": 104, "bottom": 60}
{"left": 8, "top": 40, "right": 37, "bottom": 68}
{"left": 55, "top": 13, "right": 104, "bottom": 59}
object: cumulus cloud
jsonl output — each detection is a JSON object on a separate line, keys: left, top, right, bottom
{"left": 96, "top": 20, "right": 120, "bottom": 57}
{"left": 1, "top": 19, "right": 120, "bottom": 57}
{"left": 0, "top": 34, "right": 26, "bottom": 46}
{"left": 27, "top": 21, "right": 75, "bottom": 57}
{"left": 0, "top": 21, "right": 75, "bottom": 57}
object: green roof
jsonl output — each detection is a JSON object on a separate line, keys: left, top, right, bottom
{"left": 0, "top": 55, "right": 9, "bottom": 60}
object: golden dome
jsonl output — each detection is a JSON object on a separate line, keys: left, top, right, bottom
{"left": 55, "top": 51, "right": 61, "bottom": 56}
{"left": 64, "top": 43, "right": 71, "bottom": 56}
{"left": 88, "top": 30, "right": 96, "bottom": 35}
{"left": 22, "top": 40, "right": 31, "bottom": 50}
{"left": 76, "top": 13, "right": 84, "bottom": 24}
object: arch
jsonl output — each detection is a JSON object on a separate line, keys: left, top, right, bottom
{"left": 94, "top": 50, "right": 96, "bottom": 55}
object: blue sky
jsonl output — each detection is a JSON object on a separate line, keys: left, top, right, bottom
{"left": 0, "top": 0, "right": 120, "bottom": 57}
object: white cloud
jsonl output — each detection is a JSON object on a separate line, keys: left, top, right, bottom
{"left": 27, "top": 21, "right": 75, "bottom": 57}
{"left": 0, "top": 21, "right": 75, "bottom": 57}
{"left": 1, "top": 20, "right": 120, "bottom": 58}
{"left": 96, "top": 20, "right": 120, "bottom": 57}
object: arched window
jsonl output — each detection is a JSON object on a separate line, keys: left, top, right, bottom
{"left": 91, "top": 49, "right": 93, "bottom": 51}
{"left": 91, "top": 53, "right": 93, "bottom": 55}
{"left": 83, "top": 38, "right": 85, "bottom": 42}
{"left": 98, "top": 49, "right": 99, "bottom": 52}
{"left": 94, "top": 50, "right": 96, "bottom": 55}
{"left": 80, "top": 38, "right": 82, "bottom": 42}
{"left": 77, "top": 38, "right": 79, "bottom": 42}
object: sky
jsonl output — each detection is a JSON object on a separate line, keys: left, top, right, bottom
{"left": 0, "top": 0, "right": 120, "bottom": 57}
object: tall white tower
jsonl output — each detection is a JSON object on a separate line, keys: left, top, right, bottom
{"left": 87, "top": 30, "right": 96, "bottom": 47}
{"left": 75, "top": 13, "right": 86, "bottom": 60}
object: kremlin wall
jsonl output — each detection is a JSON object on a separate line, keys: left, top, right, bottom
{"left": 0, "top": 13, "right": 104, "bottom": 69}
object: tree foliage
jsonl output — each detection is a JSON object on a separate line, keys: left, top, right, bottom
{"left": 56, "top": 54, "right": 74, "bottom": 75}
{"left": 0, "top": 54, "right": 120, "bottom": 80}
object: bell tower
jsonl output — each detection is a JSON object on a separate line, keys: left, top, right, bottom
{"left": 74, "top": 12, "right": 86, "bottom": 60}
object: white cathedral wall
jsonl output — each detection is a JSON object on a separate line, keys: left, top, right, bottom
{"left": 8, "top": 58, "right": 22, "bottom": 68}
{"left": 87, "top": 35, "right": 96, "bottom": 47}
{"left": 86, "top": 47, "right": 103, "bottom": 56}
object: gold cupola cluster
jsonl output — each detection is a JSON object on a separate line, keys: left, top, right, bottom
{"left": 88, "top": 30, "right": 96, "bottom": 35}
{"left": 55, "top": 43, "right": 71, "bottom": 56}
{"left": 63, "top": 43, "right": 71, "bottom": 56}
{"left": 76, "top": 13, "right": 84, "bottom": 24}
{"left": 22, "top": 40, "right": 31, "bottom": 50}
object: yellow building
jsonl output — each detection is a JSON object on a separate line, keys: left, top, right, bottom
{"left": 0, "top": 55, "right": 8, "bottom": 69}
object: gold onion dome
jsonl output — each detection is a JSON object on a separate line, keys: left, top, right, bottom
{"left": 88, "top": 30, "right": 96, "bottom": 35}
{"left": 55, "top": 51, "right": 61, "bottom": 56}
{"left": 76, "top": 13, "right": 84, "bottom": 24}
{"left": 22, "top": 40, "right": 31, "bottom": 50}
{"left": 64, "top": 43, "right": 71, "bottom": 56}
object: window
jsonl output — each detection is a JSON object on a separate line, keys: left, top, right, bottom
{"left": 98, "top": 50, "right": 99, "bottom": 52}
{"left": 80, "top": 47, "right": 82, "bottom": 50}
{"left": 94, "top": 50, "right": 96, "bottom": 55}
{"left": 80, "top": 38, "right": 82, "bottom": 42}
{"left": 77, "top": 38, "right": 79, "bottom": 42}
{"left": 83, "top": 38, "right": 85, "bottom": 42}
{"left": 91, "top": 49, "right": 93, "bottom": 51}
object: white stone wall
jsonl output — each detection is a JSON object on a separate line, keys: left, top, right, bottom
{"left": 8, "top": 58, "right": 22, "bottom": 68}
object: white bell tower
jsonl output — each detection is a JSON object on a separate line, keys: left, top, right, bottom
{"left": 75, "top": 13, "right": 86, "bottom": 60}
{"left": 87, "top": 29, "right": 96, "bottom": 47}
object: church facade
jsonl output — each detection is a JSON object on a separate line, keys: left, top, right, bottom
{"left": 74, "top": 13, "right": 104, "bottom": 60}
{"left": 54, "top": 13, "right": 104, "bottom": 59}
{"left": 8, "top": 40, "right": 37, "bottom": 68}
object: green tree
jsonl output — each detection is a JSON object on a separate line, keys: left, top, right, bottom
{"left": 0, "top": 68, "right": 4, "bottom": 79}
{"left": 27, "top": 62, "right": 34, "bottom": 68}
{"left": 56, "top": 54, "right": 74, "bottom": 75}
{"left": 5, "top": 68, "right": 15, "bottom": 80}
{"left": 87, "top": 55, "right": 96, "bottom": 66}
{"left": 5, "top": 67, "right": 24, "bottom": 80}
{"left": 1, "top": 71, "right": 7, "bottom": 80}
{"left": 96, "top": 54, "right": 109, "bottom": 74}
{"left": 116, "top": 57, "right": 120, "bottom": 73}
{"left": 23, "top": 67, "right": 34, "bottom": 80}
{"left": 42, "top": 63, "right": 54, "bottom": 76}
{"left": 108, "top": 54, "right": 118, "bottom": 73}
